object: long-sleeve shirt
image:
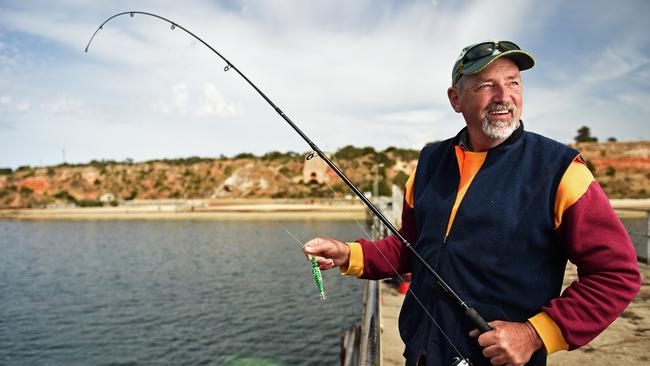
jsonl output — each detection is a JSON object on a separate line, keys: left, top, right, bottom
{"left": 341, "top": 145, "right": 641, "bottom": 354}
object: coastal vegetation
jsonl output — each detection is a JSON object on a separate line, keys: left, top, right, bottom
{"left": 1, "top": 141, "right": 648, "bottom": 208}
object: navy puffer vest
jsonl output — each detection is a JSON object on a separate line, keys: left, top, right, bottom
{"left": 400, "top": 125, "right": 578, "bottom": 366}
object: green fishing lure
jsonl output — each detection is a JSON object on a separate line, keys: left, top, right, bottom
{"left": 311, "top": 256, "right": 326, "bottom": 300}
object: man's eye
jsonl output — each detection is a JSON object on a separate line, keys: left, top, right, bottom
{"left": 478, "top": 84, "right": 491, "bottom": 90}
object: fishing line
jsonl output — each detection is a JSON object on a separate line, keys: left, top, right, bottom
{"left": 321, "top": 178, "right": 467, "bottom": 360}
{"left": 85, "top": 11, "right": 484, "bottom": 364}
{"left": 279, "top": 223, "right": 327, "bottom": 300}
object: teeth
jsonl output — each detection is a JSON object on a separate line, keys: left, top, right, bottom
{"left": 488, "top": 110, "right": 509, "bottom": 115}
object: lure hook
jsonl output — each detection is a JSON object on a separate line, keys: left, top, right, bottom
{"left": 305, "top": 152, "right": 316, "bottom": 160}
{"left": 224, "top": 64, "right": 231, "bottom": 72}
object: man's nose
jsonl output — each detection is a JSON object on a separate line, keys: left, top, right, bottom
{"left": 491, "top": 84, "right": 511, "bottom": 104}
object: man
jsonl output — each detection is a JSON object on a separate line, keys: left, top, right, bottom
{"left": 303, "top": 41, "right": 641, "bottom": 366}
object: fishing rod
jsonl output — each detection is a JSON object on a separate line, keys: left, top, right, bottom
{"left": 85, "top": 11, "right": 490, "bottom": 364}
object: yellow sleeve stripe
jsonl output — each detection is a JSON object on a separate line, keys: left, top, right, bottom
{"left": 404, "top": 166, "right": 417, "bottom": 208}
{"left": 528, "top": 312, "right": 569, "bottom": 354}
{"left": 554, "top": 157, "right": 595, "bottom": 229}
{"left": 340, "top": 242, "right": 364, "bottom": 277}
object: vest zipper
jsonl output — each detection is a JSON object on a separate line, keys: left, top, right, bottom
{"left": 434, "top": 235, "right": 449, "bottom": 270}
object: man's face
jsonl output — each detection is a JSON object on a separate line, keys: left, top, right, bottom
{"left": 448, "top": 58, "right": 523, "bottom": 149}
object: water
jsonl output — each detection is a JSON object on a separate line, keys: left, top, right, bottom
{"left": 623, "top": 216, "right": 649, "bottom": 262}
{"left": 0, "top": 220, "right": 368, "bottom": 366}
{"left": 3, "top": 217, "right": 645, "bottom": 366}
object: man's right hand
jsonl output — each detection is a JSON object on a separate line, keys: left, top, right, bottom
{"left": 303, "top": 237, "right": 351, "bottom": 270}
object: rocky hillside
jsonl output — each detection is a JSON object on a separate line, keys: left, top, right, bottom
{"left": 1, "top": 142, "right": 648, "bottom": 209}
{"left": 0, "top": 147, "right": 417, "bottom": 208}
{"left": 573, "top": 141, "right": 650, "bottom": 198}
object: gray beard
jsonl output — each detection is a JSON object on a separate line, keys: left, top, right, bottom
{"left": 481, "top": 118, "right": 520, "bottom": 140}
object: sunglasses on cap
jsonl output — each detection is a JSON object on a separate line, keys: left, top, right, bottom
{"left": 462, "top": 41, "right": 521, "bottom": 63}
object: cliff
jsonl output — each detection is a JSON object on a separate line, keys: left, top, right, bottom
{"left": 1, "top": 141, "right": 648, "bottom": 209}
{"left": 0, "top": 147, "right": 416, "bottom": 208}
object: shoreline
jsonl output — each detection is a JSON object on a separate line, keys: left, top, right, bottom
{"left": 0, "top": 200, "right": 367, "bottom": 221}
{"left": 0, "top": 198, "right": 648, "bottom": 221}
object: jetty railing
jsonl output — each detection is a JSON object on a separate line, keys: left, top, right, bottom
{"left": 341, "top": 194, "right": 398, "bottom": 366}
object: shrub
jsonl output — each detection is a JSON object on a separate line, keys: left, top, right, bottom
{"left": 392, "top": 171, "right": 410, "bottom": 188}
{"left": 54, "top": 191, "right": 77, "bottom": 203}
{"left": 19, "top": 187, "right": 33, "bottom": 196}
{"left": 575, "top": 126, "right": 598, "bottom": 143}
{"left": 383, "top": 147, "right": 419, "bottom": 161}
{"left": 271, "top": 191, "right": 287, "bottom": 198}
{"left": 334, "top": 145, "right": 376, "bottom": 160}
{"left": 77, "top": 199, "right": 103, "bottom": 207}
{"left": 261, "top": 151, "right": 285, "bottom": 161}
{"left": 233, "top": 152, "right": 256, "bottom": 159}
{"left": 279, "top": 166, "right": 290, "bottom": 176}
{"left": 375, "top": 152, "right": 396, "bottom": 168}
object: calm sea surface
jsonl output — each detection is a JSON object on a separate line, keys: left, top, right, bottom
{"left": 1, "top": 217, "right": 646, "bottom": 366}
{"left": 0, "top": 220, "right": 368, "bottom": 366}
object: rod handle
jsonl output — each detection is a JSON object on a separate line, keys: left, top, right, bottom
{"left": 465, "top": 307, "right": 493, "bottom": 334}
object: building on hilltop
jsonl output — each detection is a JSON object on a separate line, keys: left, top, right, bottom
{"left": 302, "top": 154, "right": 335, "bottom": 184}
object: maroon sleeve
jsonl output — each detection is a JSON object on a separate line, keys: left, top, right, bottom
{"left": 545, "top": 181, "right": 641, "bottom": 349}
{"left": 357, "top": 197, "right": 418, "bottom": 280}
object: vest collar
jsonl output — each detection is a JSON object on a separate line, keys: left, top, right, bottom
{"left": 456, "top": 121, "right": 525, "bottom": 151}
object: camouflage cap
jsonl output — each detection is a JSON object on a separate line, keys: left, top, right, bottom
{"left": 452, "top": 40, "right": 535, "bottom": 85}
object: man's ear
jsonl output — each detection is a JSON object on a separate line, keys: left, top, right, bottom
{"left": 448, "top": 87, "right": 462, "bottom": 113}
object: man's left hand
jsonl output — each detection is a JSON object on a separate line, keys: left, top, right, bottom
{"left": 469, "top": 320, "right": 543, "bottom": 366}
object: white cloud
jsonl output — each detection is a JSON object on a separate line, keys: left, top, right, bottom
{"left": 582, "top": 46, "right": 649, "bottom": 85}
{"left": 618, "top": 93, "right": 650, "bottom": 113}
{"left": 0, "top": 95, "right": 31, "bottom": 112}
{"left": 377, "top": 109, "right": 443, "bottom": 125}
{"left": 0, "top": 0, "right": 648, "bottom": 168}
{"left": 172, "top": 82, "right": 189, "bottom": 112}
{"left": 46, "top": 96, "right": 82, "bottom": 115}
{"left": 16, "top": 100, "right": 30, "bottom": 112}
{"left": 196, "top": 82, "right": 240, "bottom": 117}
{"left": 151, "top": 81, "right": 240, "bottom": 117}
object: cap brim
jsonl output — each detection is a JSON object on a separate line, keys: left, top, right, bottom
{"left": 461, "top": 50, "right": 535, "bottom": 76}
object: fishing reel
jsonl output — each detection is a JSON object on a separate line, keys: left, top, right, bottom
{"left": 451, "top": 357, "right": 472, "bottom": 366}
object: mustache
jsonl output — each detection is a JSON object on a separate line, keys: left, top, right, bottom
{"left": 486, "top": 102, "right": 517, "bottom": 113}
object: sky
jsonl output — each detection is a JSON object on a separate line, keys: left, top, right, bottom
{"left": 1, "top": 0, "right": 649, "bottom": 169}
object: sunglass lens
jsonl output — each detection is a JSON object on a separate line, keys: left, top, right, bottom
{"left": 498, "top": 41, "right": 521, "bottom": 51}
{"left": 465, "top": 43, "right": 494, "bottom": 61}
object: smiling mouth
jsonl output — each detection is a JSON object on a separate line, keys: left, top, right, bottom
{"left": 485, "top": 102, "right": 516, "bottom": 118}
{"left": 488, "top": 110, "right": 510, "bottom": 115}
